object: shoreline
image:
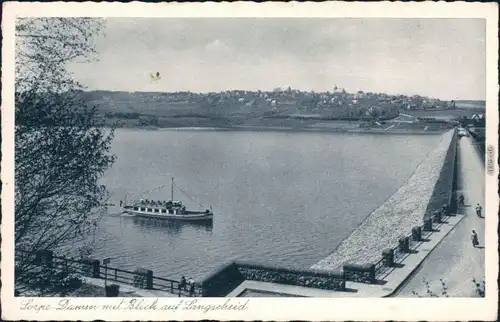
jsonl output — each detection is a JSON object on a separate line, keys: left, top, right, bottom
{"left": 108, "top": 124, "right": 450, "bottom": 135}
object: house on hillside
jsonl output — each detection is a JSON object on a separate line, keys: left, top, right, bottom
{"left": 333, "top": 85, "right": 344, "bottom": 94}
{"left": 470, "top": 114, "right": 486, "bottom": 127}
{"left": 246, "top": 100, "right": 256, "bottom": 107}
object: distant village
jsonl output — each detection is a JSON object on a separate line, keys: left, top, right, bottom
{"left": 86, "top": 86, "right": 458, "bottom": 124}
{"left": 126, "top": 86, "right": 453, "bottom": 110}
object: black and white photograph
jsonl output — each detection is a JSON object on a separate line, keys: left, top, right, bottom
{"left": 1, "top": 2, "right": 498, "bottom": 321}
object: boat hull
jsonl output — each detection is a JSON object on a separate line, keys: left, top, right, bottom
{"left": 123, "top": 209, "right": 213, "bottom": 221}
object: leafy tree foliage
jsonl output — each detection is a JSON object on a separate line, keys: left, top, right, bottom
{"left": 15, "top": 18, "right": 115, "bottom": 293}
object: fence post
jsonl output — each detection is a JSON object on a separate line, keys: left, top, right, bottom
{"left": 91, "top": 260, "right": 100, "bottom": 278}
{"left": 382, "top": 248, "right": 394, "bottom": 266}
{"left": 411, "top": 226, "right": 422, "bottom": 241}
{"left": 367, "top": 264, "right": 376, "bottom": 283}
{"left": 146, "top": 270, "right": 153, "bottom": 290}
{"left": 398, "top": 237, "right": 410, "bottom": 253}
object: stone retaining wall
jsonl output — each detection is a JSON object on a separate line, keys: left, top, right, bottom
{"left": 311, "top": 129, "right": 457, "bottom": 271}
{"left": 199, "top": 261, "right": 346, "bottom": 296}
{"left": 235, "top": 262, "right": 345, "bottom": 291}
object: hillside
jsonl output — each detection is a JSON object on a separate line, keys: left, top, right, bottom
{"left": 79, "top": 90, "right": 460, "bottom": 128}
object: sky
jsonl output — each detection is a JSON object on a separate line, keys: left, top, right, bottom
{"left": 67, "top": 18, "right": 486, "bottom": 100}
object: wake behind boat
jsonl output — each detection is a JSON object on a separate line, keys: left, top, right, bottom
{"left": 121, "top": 178, "right": 214, "bottom": 221}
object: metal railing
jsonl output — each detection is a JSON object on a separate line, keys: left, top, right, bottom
{"left": 392, "top": 243, "right": 406, "bottom": 262}
{"left": 408, "top": 233, "right": 419, "bottom": 250}
{"left": 15, "top": 249, "right": 203, "bottom": 297}
{"left": 373, "top": 258, "right": 390, "bottom": 278}
{"left": 53, "top": 255, "right": 93, "bottom": 276}
{"left": 153, "top": 276, "right": 202, "bottom": 297}
{"left": 99, "top": 265, "right": 139, "bottom": 286}
{"left": 373, "top": 208, "right": 454, "bottom": 280}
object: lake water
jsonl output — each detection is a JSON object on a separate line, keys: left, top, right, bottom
{"left": 93, "top": 129, "right": 441, "bottom": 281}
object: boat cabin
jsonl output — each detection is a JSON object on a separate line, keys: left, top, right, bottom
{"left": 130, "top": 199, "right": 186, "bottom": 215}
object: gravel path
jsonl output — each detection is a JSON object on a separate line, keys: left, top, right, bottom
{"left": 311, "top": 130, "right": 455, "bottom": 271}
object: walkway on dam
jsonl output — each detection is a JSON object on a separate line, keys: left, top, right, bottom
{"left": 395, "top": 135, "right": 485, "bottom": 297}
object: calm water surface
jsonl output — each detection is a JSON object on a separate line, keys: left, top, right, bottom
{"left": 94, "top": 129, "right": 441, "bottom": 280}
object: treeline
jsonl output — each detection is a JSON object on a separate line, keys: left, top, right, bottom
{"left": 104, "top": 112, "right": 160, "bottom": 127}
{"left": 105, "top": 112, "right": 141, "bottom": 119}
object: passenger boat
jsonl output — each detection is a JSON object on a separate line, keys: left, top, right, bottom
{"left": 121, "top": 178, "right": 214, "bottom": 221}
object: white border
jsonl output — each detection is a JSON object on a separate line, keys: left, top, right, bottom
{"left": 2, "top": 2, "right": 498, "bottom": 321}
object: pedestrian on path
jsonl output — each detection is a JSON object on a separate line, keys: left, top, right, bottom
{"left": 471, "top": 230, "right": 479, "bottom": 248}
{"left": 475, "top": 203, "right": 482, "bottom": 218}
{"left": 458, "top": 193, "right": 465, "bottom": 207}
{"left": 178, "top": 275, "right": 187, "bottom": 292}
{"left": 187, "top": 277, "right": 195, "bottom": 296}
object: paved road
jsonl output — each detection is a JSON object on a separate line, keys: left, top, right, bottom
{"left": 397, "top": 135, "right": 485, "bottom": 297}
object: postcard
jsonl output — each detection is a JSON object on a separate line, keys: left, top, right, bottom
{"left": 1, "top": 1, "right": 498, "bottom": 321}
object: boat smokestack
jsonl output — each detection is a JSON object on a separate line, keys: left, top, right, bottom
{"left": 171, "top": 177, "right": 174, "bottom": 201}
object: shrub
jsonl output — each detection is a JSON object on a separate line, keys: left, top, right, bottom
{"left": 61, "top": 273, "right": 83, "bottom": 290}
{"left": 413, "top": 278, "right": 485, "bottom": 297}
{"left": 472, "top": 277, "right": 485, "bottom": 297}
{"left": 16, "top": 265, "right": 84, "bottom": 296}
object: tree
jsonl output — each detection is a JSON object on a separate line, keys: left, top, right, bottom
{"left": 15, "top": 18, "right": 115, "bottom": 294}
{"left": 138, "top": 115, "right": 160, "bottom": 127}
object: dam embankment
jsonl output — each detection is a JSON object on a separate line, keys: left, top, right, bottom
{"left": 311, "top": 129, "right": 457, "bottom": 271}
